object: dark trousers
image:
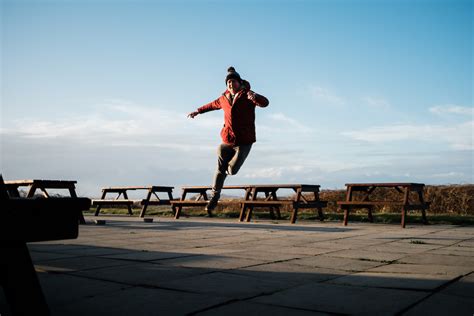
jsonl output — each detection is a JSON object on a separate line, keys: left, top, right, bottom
{"left": 211, "top": 143, "right": 252, "bottom": 198}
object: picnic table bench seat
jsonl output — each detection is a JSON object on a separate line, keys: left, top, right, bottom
{"left": 171, "top": 199, "right": 237, "bottom": 219}
{"left": 337, "top": 201, "right": 431, "bottom": 208}
{"left": 241, "top": 199, "right": 327, "bottom": 222}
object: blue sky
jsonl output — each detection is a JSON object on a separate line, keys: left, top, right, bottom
{"left": 1, "top": 0, "right": 472, "bottom": 196}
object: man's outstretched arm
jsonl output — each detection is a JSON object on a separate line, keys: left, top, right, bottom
{"left": 187, "top": 97, "right": 223, "bottom": 118}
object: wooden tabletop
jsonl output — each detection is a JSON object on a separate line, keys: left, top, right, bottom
{"left": 102, "top": 186, "right": 174, "bottom": 191}
{"left": 344, "top": 183, "right": 425, "bottom": 187}
{"left": 250, "top": 184, "right": 320, "bottom": 190}
{"left": 181, "top": 184, "right": 320, "bottom": 190}
{"left": 5, "top": 179, "right": 77, "bottom": 185}
{"left": 181, "top": 185, "right": 247, "bottom": 190}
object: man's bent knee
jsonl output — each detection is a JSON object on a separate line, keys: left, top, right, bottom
{"left": 227, "top": 165, "right": 241, "bottom": 176}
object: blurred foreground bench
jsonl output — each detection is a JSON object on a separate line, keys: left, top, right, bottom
{"left": 0, "top": 175, "right": 90, "bottom": 315}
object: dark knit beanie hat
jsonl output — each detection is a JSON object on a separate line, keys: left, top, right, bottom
{"left": 225, "top": 66, "right": 242, "bottom": 84}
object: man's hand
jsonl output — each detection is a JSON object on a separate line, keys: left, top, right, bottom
{"left": 247, "top": 91, "right": 257, "bottom": 101}
{"left": 187, "top": 111, "right": 199, "bottom": 119}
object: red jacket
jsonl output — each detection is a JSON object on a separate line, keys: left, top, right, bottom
{"left": 197, "top": 81, "right": 269, "bottom": 145}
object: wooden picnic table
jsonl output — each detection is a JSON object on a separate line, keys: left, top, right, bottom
{"left": 337, "top": 183, "right": 430, "bottom": 228}
{"left": 4, "top": 179, "right": 86, "bottom": 224}
{"left": 92, "top": 186, "right": 175, "bottom": 218}
{"left": 171, "top": 184, "right": 327, "bottom": 223}
{"left": 242, "top": 184, "right": 327, "bottom": 223}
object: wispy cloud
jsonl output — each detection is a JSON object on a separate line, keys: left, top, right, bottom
{"left": 266, "top": 113, "right": 313, "bottom": 132}
{"left": 429, "top": 105, "right": 473, "bottom": 116}
{"left": 1, "top": 100, "right": 220, "bottom": 151}
{"left": 341, "top": 121, "right": 473, "bottom": 150}
{"left": 364, "top": 96, "right": 391, "bottom": 110}
{"left": 308, "top": 85, "right": 345, "bottom": 106}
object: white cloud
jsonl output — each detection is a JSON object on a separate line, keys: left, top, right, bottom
{"left": 432, "top": 172, "right": 465, "bottom": 178}
{"left": 308, "top": 85, "right": 345, "bottom": 106}
{"left": 1, "top": 100, "right": 222, "bottom": 151}
{"left": 341, "top": 121, "right": 473, "bottom": 150}
{"left": 364, "top": 96, "right": 391, "bottom": 110}
{"left": 266, "top": 113, "right": 313, "bottom": 132}
{"left": 429, "top": 105, "right": 473, "bottom": 116}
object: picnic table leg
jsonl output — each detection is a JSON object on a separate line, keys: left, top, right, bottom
{"left": 122, "top": 191, "right": 133, "bottom": 215}
{"left": 417, "top": 189, "right": 428, "bottom": 224}
{"left": 271, "top": 190, "right": 282, "bottom": 219}
{"left": 401, "top": 187, "right": 410, "bottom": 228}
{"left": 68, "top": 187, "right": 86, "bottom": 224}
{"left": 26, "top": 184, "right": 37, "bottom": 198}
{"left": 167, "top": 190, "right": 176, "bottom": 215}
{"left": 265, "top": 191, "right": 276, "bottom": 219}
{"left": 245, "top": 188, "right": 257, "bottom": 222}
{"left": 239, "top": 188, "right": 251, "bottom": 222}
{"left": 367, "top": 206, "right": 374, "bottom": 222}
{"left": 290, "top": 188, "right": 302, "bottom": 224}
{"left": 342, "top": 186, "right": 353, "bottom": 226}
{"left": 139, "top": 190, "right": 153, "bottom": 218}
{"left": 343, "top": 207, "right": 350, "bottom": 226}
{"left": 94, "top": 190, "right": 107, "bottom": 216}
{"left": 313, "top": 191, "right": 324, "bottom": 221}
{"left": 40, "top": 188, "right": 50, "bottom": 198}
{"left": 2, "top": 242, "right": 50, "bottom": 315}
{"left": 175, "top": 191, "right": 187, "bottom": 219}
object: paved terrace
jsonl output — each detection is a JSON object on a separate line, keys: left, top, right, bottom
{"left": 2, "top": 216, "right": 473, "bottom": 315}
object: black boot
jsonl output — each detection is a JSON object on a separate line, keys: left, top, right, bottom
{"left": 205, "top": 192, "right": 220, "bottom": 214}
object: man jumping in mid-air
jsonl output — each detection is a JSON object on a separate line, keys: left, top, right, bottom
{"left": 188, "top": 66, "right": 269, "bottom": 213}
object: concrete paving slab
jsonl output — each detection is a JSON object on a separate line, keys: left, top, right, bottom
{"left": 250, "top": 244, "right": 336, "bottom": 256}
{"left": 368, "top": 242, "right": 442, "bottom": 254}
{"left": 325, "top": 248, "right": 407, "bottom": 262}
{"left": 402, "top": 293, "right": 474, "bottom": 316}
{"left": 441, "top": 273, "right": 474, "bottom": 298}
{"left": 47, "top": 246, "right": 136, "bottom": 257}
{"left": 155, "top": 254, "right": 269, "bottom": 270}
{"left": 51, "top": 286, "right": 230, "bottom": 316}
{"left": 252, "top": 282, "right": 429, "bottom": 314}
{"left": 28, "top": 243, "right": 91, "bottom": 252}
{"left": 72, "top": 262, "right": 210, "bottom": 286}
{"left": 100, "top": 249, "right": 195, "bottom": 262}
{"left": 395, "top": 237, "right": 468, "bottom": 246}
{"left": 118, "top": 242, "right": 193, "bottom": 252}
{"left": 228, "top": 262, "right": 347, "bottom": 285}
{"left": 38, "top": 272, "right": 130, "bottom": 306}
{"left": 30, "top": 250, "right": 82, "bottom": 262}
{"left": 427, "top": 247, "right": 474, "bottom": 257}
{"left": 222, "top": 249, "right": 309, "bottom": 262}
{"left": 367, "top": 263, "right": 473, "bottom": 276}
{"left": 160, "top": 271, "right": 291, "bottom": 299}
{"left": 196, "top": 301, "right": 328, "bottom": 315}
{"left": 307, "top": 240, "right": 377, "bottom": 250}
{"left": 171, "top": 246, "right": 248, "bottom": 256}
{"left": 35, "top": 256, "right": 132, "bottom": 272}
{"left": 327, "top": 271, "right": 456, "bottom": 290}
{"left": 293, "top": 255, "right": 384, "bottom": 272}
{"left": 457, "top": 240, "right": 474, "bottom": 247}
{"left": 397, "top": 253, "right": 474, "bottom": 267}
